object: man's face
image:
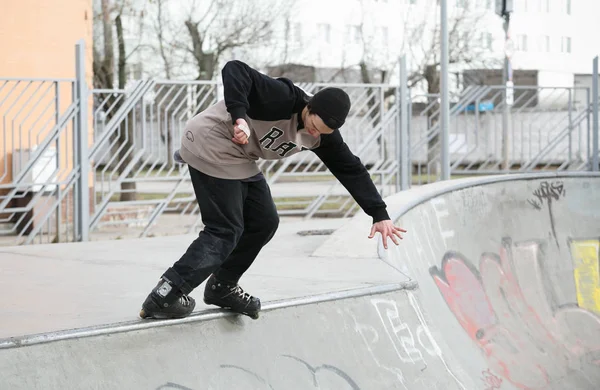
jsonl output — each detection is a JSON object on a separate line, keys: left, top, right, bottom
{"left": 305, "top": 113, "right": 334, "bottom": 138}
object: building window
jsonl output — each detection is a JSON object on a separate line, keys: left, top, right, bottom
{"left": 481, "top": 32, "right": 493, "bottom": 50}
{"left": 355, "top": 26, "right": 362, "bottom": 43}
{"left": 461, "top": 30, "right": 470, "bottom": 50}
{"left": 318, "top": 23, "right": 331, "bottom": 43}
{"left": 293, "top": 23, "right": 302, "bottom": 43}
{"left": 376, "top": 26, "right": 388, "bottom": 46}
{"left": 383, "top": 27, "right": 389, "bottom": 45}
{"left": 516, "top": 34, "right": 528, "bottom": 51}
{"left": 514, "top": 0, "right": 529, "bottom": 12}
{"left": 561, "top": 36, "right": 571, "bottom": 53}
{"left": 538, "top": 35, "right": 550, "bottom": 52}
{"left": 346, "top": 25, "right": 362, "bottom": 44}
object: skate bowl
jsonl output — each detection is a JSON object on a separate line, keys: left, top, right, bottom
{"left": 1, "top": 172, "right": 600, "bottom": 389}
{"left": 363, "top": 171, "right": 600, "bottom": 389}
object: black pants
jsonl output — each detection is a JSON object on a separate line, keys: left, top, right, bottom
{"left": 162, "top": 166, "right": 279, "bottom": 293}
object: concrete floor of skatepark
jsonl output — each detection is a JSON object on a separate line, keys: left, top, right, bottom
{"left": 1, "top": 172, "right": 600, "bottom": 390}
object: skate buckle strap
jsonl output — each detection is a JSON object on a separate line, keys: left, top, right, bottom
{"left": 162, "top": 267, "right": 193, "bottom": 295}
{"left": 156, "top": 281, "right": 173, "bottom": 298}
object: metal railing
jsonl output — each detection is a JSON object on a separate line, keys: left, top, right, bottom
{"left": 89, "top": 80, "right": 219, "bottom": 237}
{"left": 0, "top": 41, "right": 88, "bottom": 245}
{"left": 408, "top": 83, "right": 598, "bottom": 185}
{"left": 1, "top": 43, "right": 598, "bottom": 245}
{"left": 87, "top": 80, "right": 400, "bottom": 236}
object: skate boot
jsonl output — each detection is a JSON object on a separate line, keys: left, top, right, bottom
{"left": 139, "top": 276, "right": 196, "bottom": 319}
{"left": 203, "top": 274, "right": 261, "bottom": 319}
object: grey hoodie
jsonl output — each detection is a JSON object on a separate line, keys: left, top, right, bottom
{"left": 178, "top": 99, "right": 321, "bottom": 180}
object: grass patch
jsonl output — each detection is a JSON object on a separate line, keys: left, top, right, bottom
{"left": 95, "top": 192, "right": 193, "bottom": 204}
{"left": 93, "top": 173, "right": 479, "bottom": 215}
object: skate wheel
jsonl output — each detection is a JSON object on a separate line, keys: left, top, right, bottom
{"left": 139, "top": 309, "right": 147, "bottom": 319}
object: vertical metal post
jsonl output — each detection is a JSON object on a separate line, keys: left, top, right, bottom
{"left": 496, "top": 1, "right": 515, "bottom": 170}
{"left": 71, "top": 81, "right": 79, "bottom": 243}
{"left": 568, "top": 88, "right": 572, "bottom": 162}
{"left": 593, "top": 56, "right": 599, "bottom": 171}
{"left": 75, "top": 40, "right": 90, "bottom": 240}
{"left": 395, "top": 82, "right": 401, "bottom": 193}
{"left": 587, "top": 88, "right": 591, "bottom": 162}
{"left": 440, "top": 0, "right": 450, "bottom": 180}
{"left": 55, "top": 81, "right": 61, "bottom": 242}
{"left": 399, "top": 56, "right": 409, "bottom": 190}
{"left": 502, "top": 13, "right": 513, "bottom": 171}
{"left": 379, "top": 85, "right": 385, "bottom": 191}
{"left": 408, "top": 99, "right": 413, "bottom": 186}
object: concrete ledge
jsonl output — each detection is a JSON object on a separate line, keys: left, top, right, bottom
{"left": 0, "top": 281, "right": 416, "bottom": 350}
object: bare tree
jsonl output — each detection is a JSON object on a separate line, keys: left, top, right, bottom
{"left": 144, "top": 0, "right": 292, "bottom": 80}
{"left": 93, "top": 0, "right": 115, "bottom": 90}
{"left": 348, "top": 0, "right": 501, "bottom": 175}
{"left": 93, "top": 0, "right": 146, "bottom": 201}
{"left": 350, "top": 1, "right": 500, "bottom": 88}
{"left": 153, "top": 0, "right": 174, "bottom": 79}
{"left": 141, "top": 0, "right": 292, "bottom": 166}
{"left": 410, "top": 3, "right": 500, "bottom": 94}
{"left": 406, "top": 2, "right": 501, "bottom": 176}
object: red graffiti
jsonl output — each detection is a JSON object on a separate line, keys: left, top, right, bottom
{"left": 430, "top": 238, "right": 600, "bottom": 389}
{"left": 481, "top": 369, "right": 502, "bottom": 390}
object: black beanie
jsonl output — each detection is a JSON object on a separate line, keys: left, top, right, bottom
{"left": 307, "top": 87, "right": 351, "bottom": 130}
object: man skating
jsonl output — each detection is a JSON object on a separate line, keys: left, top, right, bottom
{"left": 139, "top": 60, "right": 407, "bottom": 320}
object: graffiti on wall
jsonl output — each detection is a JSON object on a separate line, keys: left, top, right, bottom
{"left": 481, "top": 369, "right": 503, "bottom": 390}
{"left": 347, "top": 292, "right": 465, "bottom": 389}
{"left": 208, "top": 355, "right": 360, "bottom": 390}
{"left": 570, "top": 238, "right": 600, "bottom": 315}
{"left": 155, "top": 384, "right": 194, "bottom": 390}
{"left": 527, "top": 180, "right": 566, "bottom": 248}
{"left": 526, "top": 181, "right": 566, "bottom": 211}
{"left": 429, "top": 237, "right": 600, "bottom": 389}
{"left": 156, "top": 356, "right": 360, "bottom": 390}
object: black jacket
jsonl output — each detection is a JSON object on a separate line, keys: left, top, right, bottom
{"left": 221, "top": 60, "right": 389, "bottom": 223}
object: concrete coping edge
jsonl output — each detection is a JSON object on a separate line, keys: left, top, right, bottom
{"left": 387, "top": 171, "right": 600, "bottom": 223}
{"left": 376, "top": 171, "right": 600, "bottom": 258}
{"left": 0, "top": 281, "right": 416, "bottom": 350}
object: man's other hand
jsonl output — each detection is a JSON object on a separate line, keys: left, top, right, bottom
{"left": 232, "top": 118, "right": 250, "bottom": 145}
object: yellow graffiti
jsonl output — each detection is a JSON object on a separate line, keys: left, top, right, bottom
{"left": 570, "top": 239, "right": 600, "bottom": 315}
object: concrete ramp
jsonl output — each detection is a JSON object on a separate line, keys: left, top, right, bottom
{"left": 2, "top": 172, "right": 599, "bottom": 389}
{"left": 3, "top": 284, "right": 477, "bottom": 390}
{"left": 372, "top": 172, "right": 600, "bottom": 390}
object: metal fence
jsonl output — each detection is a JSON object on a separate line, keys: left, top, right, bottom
{"left": 88, "top": 80, "right": 400, "bottom": 238}
{"left": 408, "top": 86, "right": 596, "bottom": 184}
{"left": 1, "top": 42, "right": 599, "bottom": 246}
{"left": 406, "top": 57, "right": 600, "bottom": 185}
{"left": 0, "top": 41, "right": 88, "bottom": 246}
{"left": 90, "top": 80, "right": 217, "bottom": 237}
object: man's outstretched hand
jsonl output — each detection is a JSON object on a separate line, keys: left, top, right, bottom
{"left": 368, "top": 220, "right": 407, "bottom": 249}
